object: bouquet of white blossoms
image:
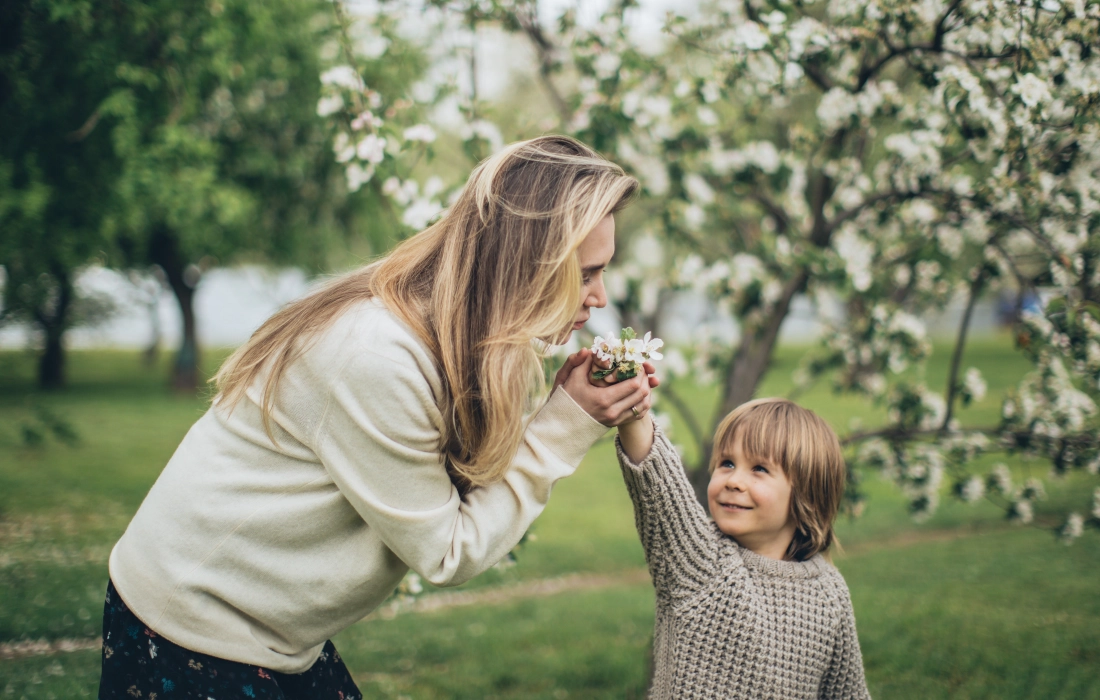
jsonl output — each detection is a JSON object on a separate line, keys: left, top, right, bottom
{"left": 591, "top": 328, "right": 663, "bottom": 380}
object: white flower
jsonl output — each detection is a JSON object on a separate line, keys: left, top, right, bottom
{"left": 986, "top": 464, "right": 1013, "bottom": 495}
{"left": 346, "top": 163, "right": 374, "bottom": 192}
{"left": 320, "top": 65, "right": 365, "bottom": 91}
{"left": 834, "top": 227, "right": 875, "bottom": 291}
{"left": 817, "top": 87, "right": 857, "bottom": 132}
{"left": 316, "top": 94, "right": 344, "bottom": 117}
{"left": 403, "top": 124, "right": 437, "bottom": 143}
{"left": 683, "top": 204, "right": 706, "bottom": 230}
{"left": 697, "top": 107, "right": 719, "bottom": 126}
{"left": 624, "top": 338, "right": 647, "bottom": 363}
{"left": 589, "top": 328, "right": 664, "bottom": 376}
{"left": 642, "top": 331, "right": 664, "bottom": 361}
{"left": 333, "top": 132, "right": 355, "bottom": 163}
{"left": 402, "top": 197, "right": 444, "bottom": 230}
{"left": 733, "top": 22, "right": 770, "bottom": 50}
{"left": 959, "top": 476, "right": 985, "bottom": 503}
{"left": 350, "top": 111, "right": 381, "bottom": 131}
{"left": 1018, "top": 477, "right": 1046, "bottom": 502}
{"left": 963, "top": 367, "right": 987, "bottom": 402}
{"left": 1013, "top": 73, "right": 1052, "bottom": 108}
{"left": 356, "top": 134, "right": 387, "bottom": 164}
{"left": 683, "top": 173, "right": 715, "bottom": 204}
{"left": 591, "top": 332, "right": 623, "bottom": 363}
{"left": 593, "top": 52, "right": 621, "bottom": 79}
{"left": 1060, "top": 513, "right": 1084, "bottom": 543}
{"left": 461, "top": 119, "right": 504, "bottom": 153}
{"left": 664, "top": 348, "right": 688, "bottom": 378}
{"left": 701, "top": 81, "right": 721, "bottom": 104}
{"left": 1009, "top": 499, "right": 1034, "bottom": 524}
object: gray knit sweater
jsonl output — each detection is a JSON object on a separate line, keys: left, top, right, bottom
{"left": 617, "top": 430, "right": 871, "bottom": 700}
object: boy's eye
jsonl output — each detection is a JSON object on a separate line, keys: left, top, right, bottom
{"left": 752, "top": 464, "right": 769, "bottom": 473}
{"left": 719, "top": 459, "right": 735, "bottom": 470}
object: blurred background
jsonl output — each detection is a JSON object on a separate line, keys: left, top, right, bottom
{"left": 2, "top": 0, "right": 1099, "bottom": 697}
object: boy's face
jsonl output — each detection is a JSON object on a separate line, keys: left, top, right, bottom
{"left": 707, "top": 436, "right": 797, "bottom": 560}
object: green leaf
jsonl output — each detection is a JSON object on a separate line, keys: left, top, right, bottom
{"left": 615, "top": 365, "right": 638, "bottom": 380}
{"left": 620, "top": 327, "right": 637, "bottom": 341}
{"left": 591, "top": 368, "right": 615, "bottom": 380}
{"left": 1079, "top": 301, "right": 1100, "bottom": 322}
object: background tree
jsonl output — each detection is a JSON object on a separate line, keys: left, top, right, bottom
{"left": 0, "top": 0, "right": 122, "bottom": 388}
{"left": 100, "top": 0, "right": 388, "bottom": 391}
{"left": 338, "top": 0, "right": 1100, "bottom": 540}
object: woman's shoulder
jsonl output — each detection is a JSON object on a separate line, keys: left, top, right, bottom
{"left": 317, "top": 298, "right": 433, "bottom": 363}
{"left": 302, "top": 298, "right": 442, "bottom": 395}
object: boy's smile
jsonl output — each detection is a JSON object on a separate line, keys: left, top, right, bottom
{"left": 707, "top": 436, "right": 797, "bottom": 560}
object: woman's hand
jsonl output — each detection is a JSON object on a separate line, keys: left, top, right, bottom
{"left": 552, "top": 348, "right": 591, "bottom": 393}
{"left": 560, "top": 352, "right": 654, "bottom": 427}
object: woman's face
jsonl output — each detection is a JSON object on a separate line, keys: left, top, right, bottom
{"left": 569, "top": 215, "right": 616, "bottom": 340}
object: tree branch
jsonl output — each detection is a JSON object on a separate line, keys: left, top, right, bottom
{"left": 660, "top": 383, "right": 707, "bottom": 461}
{"left": 66, "top": 110, "right": 101, "bottom": 142}
{"left": 941, "top": 263, "right": 991, "bottom": 433}
{"left": 748, "top": 190, "right": 791, "bottom": 234}
{"left": 512, "top": 7, "right": 572, "bottom": 124}
{"left": 817, "top": 188, "right": 922, "bottom": 245}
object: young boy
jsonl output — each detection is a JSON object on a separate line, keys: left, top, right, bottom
{"left": 617, "top": 397, "right": 871, "bottom": 699}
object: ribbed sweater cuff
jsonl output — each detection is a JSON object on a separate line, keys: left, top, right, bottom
{"left": 527, "top": 386, "right": 609, "bottom": 466}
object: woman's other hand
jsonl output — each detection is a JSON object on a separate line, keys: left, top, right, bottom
{"left": 552, "top": 348, "right": 591, "bottom": 393}
{"left": 560, "top": 353, "right": 653, "bottom": 427}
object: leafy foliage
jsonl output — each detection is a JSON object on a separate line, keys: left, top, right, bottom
{"left": 333, "top": 0, "right": 1100, "bottom": 540}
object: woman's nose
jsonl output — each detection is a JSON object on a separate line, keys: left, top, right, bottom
{"left": 587, "top": 278, "right": 608, "bottom": 309}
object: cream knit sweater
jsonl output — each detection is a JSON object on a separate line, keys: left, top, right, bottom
{"left": 109, "top": 298, "right": 608, "bottom": 673}
{"left": 617, "top": 431, "right": 871, "bottom": 700}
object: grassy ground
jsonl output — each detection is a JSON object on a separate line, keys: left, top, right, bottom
{"left": 1, "top": 339, "right": 1099, "bottom": 699}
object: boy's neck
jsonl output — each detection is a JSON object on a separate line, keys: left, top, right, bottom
{"left": 731, "top": 532, "right": 796, "bottom": 561}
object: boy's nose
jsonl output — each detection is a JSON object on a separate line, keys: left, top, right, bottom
{"left": 724, "top": 472, "right": 746, "bottom": 491}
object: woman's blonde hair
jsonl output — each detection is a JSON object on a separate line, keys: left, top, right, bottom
{"left": 709, "top": 398, "right": 846, "bottom": 561}
{"left": 213, "top": 135, "right": 638, "bottom": 490}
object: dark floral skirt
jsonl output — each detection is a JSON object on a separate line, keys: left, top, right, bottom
{"left": 98, "top": 580, "right": 362, "bottom": 700}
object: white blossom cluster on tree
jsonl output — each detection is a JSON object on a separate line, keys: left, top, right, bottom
{"left": 324, "top": 0, "right": 1100, "bottom": 542}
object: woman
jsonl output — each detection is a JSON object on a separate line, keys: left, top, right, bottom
{"left": 99, "top": 136, "right": 655, "bottom": 699}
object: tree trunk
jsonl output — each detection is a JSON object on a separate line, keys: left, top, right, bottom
{"left": 39, "top": 325, "right": 66, "bottom": 390}
{"left": 33, "top": 267, "right": 74, "bottom": 390}
{"left": 148, "top": 227, "right": 200, "bottom": 393}
{"left": 688, "top": 268, "right": 809, "bottom": 503}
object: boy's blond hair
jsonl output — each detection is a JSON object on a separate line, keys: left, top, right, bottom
{"left": 709, "top": 398, "right": 846, "bottom": 561}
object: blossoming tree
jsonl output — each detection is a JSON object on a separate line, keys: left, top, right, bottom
{"left": 326, "top": 0, "right": 1100, "bottom": 540}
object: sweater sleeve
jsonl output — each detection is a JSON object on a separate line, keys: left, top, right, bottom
{"left": 314, "top": 343, "right": 607, "bottom": 588}
{"left": 820, "top": 581, "right": 872, "bottom": 700}
{"left": 616, "top": 428, "right": 717, "bottom": 600}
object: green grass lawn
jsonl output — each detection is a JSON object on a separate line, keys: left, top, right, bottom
{"left": 2, "top": 340, "right": 1099, "bottom": 699}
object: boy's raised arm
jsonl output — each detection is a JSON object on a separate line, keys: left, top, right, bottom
{"left": 616, "top": 415, "right": 717, "bottom": 600}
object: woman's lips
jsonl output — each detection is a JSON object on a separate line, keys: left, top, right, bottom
{"left": 572, "top": 319, "right": 588, "bottom": 330}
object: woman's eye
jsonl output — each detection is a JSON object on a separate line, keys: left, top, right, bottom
{"left": 582, "top": 277, "right": 592, "bottom": 285}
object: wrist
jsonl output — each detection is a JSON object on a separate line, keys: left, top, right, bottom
{"left": 617, "top": 414, "right": 655, "bottom": 464}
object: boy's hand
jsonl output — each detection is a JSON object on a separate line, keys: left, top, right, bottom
{"left": 590, "top": 357, "right": 658, "bottom": 462}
